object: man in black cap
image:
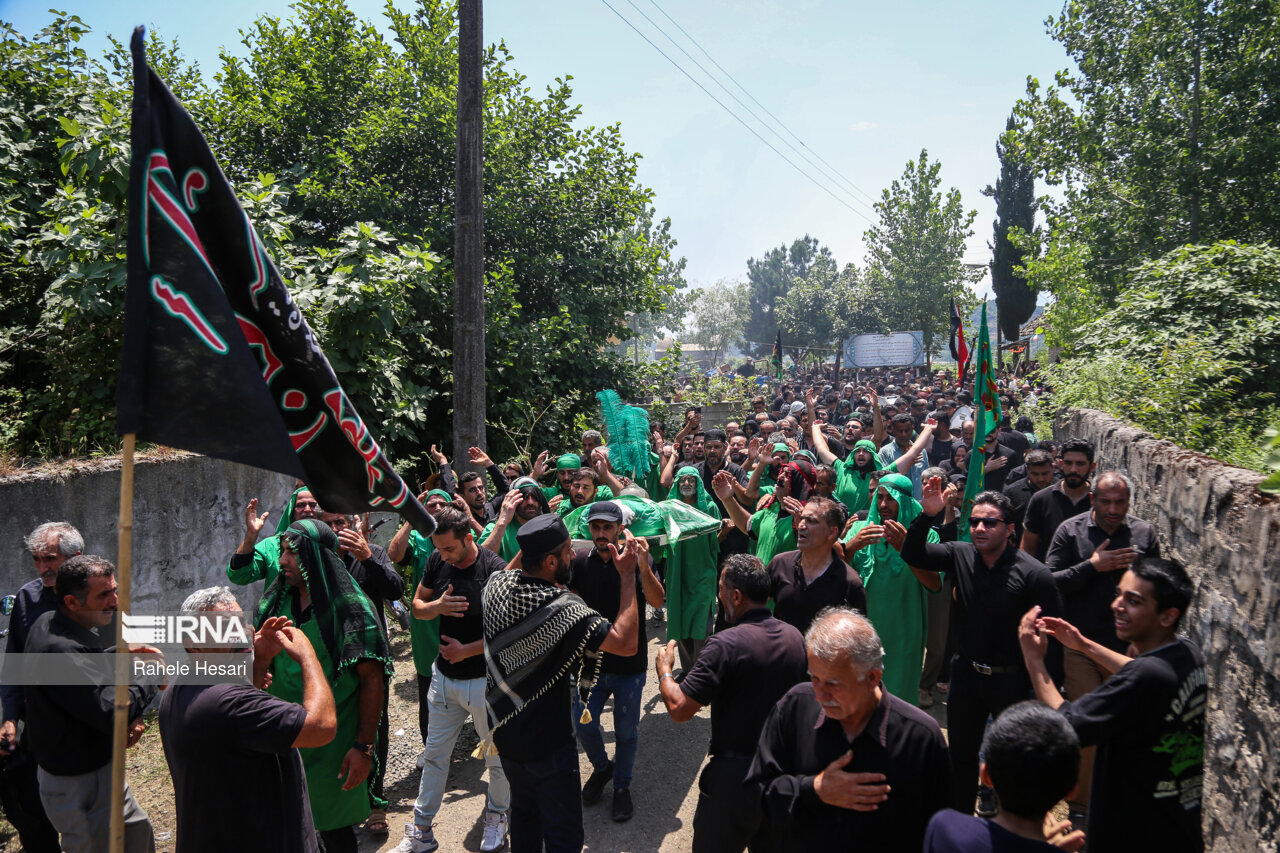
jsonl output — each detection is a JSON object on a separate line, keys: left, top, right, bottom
{"left": 571, "top": 501, "right": 665, "bottom": 822}
{"left": 481, "top": 514, "right": 641, "bottom": 853}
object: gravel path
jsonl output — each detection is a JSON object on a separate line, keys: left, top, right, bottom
{"left": 3, "top": 614, "right": 955, "bottom": 853}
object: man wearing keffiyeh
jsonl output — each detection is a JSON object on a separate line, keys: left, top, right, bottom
{"left": 255, "top": 519, "right": 392, "bottom": 853}
{"left": 480, "top": 513, "right": 641, "bottom": 853}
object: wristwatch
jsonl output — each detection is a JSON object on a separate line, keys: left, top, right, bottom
{"left": 352, "top": 741, "right": 373, "bottom": 756}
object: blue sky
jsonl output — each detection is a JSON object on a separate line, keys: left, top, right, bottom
{"left": 3, "top": 0, "right": 1069, "bottom": 297}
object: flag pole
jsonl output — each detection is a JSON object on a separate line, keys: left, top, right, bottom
{"left": 109, "top": 433, "right": 136, "bottom": 853}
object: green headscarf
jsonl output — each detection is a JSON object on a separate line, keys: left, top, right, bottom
{"left": 556, "top": 454, "right": 583, "bottom": 470}
{"left": 255, "top": 519, "right": 392, "bottom": 681}
{"left": 845, "top": 473, "right": 923, "bottom": 575}
{"left": 426, "top": 488, "right": 453, "bottom": 502}
{"left": 274, "top": 486, "right": 310, "bottom": 534}
{"left": 834, "top": 439, "right": 886, "bottom": 514}
{"left": 668, "top": 465, "right": 720, "bottom": 520}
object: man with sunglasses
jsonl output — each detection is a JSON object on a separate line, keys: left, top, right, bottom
{"left": 902, "top": 478, "right": 1063, "bottom": 818}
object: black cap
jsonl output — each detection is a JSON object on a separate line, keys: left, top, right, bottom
{"left": 515, "top": 513, "right": 569, "bottom": 560}
{"left": 584, "top": 501, "right": 624, "bottom": 523}
{"left": 704, "top": 428, "right": 727, "bottom": 444}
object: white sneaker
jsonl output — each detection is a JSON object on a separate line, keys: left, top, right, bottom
{"left": 394, "top": 823, "right": 438, "bottom": 853}
{"left": 480, "top": 810, "right": 509, "bottom": 852}
{"left": 416, "top": 748, "right": 427, "bottom": 769}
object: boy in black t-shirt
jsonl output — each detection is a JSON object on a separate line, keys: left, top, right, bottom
{"left": 1019, "top": 558, "right": 1206, "bottom": 853}
{"left": 925, "top": 701, "right": 1084, "bottom": 852}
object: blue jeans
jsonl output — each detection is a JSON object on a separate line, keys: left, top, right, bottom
{"left": 572, "top": 670, "right": 644, "bottom": 790}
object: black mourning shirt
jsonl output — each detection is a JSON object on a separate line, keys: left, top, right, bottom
{"left": 901, "top": 513, "right": 1063, "bottom": 666}
{"left": 419, "top": 546, "right": 507, "bottom": 680}
{"left": 747, "top": 683, "right": 951, "bottom": 853}
{"left": 1023, "top": 482, "right": 1092, "bottom": 561}
{"left": 1060, "top": 638, "right": 1205, "bottom": 853}
{"left": 766, "top": 550, "right": 867, "bottom": 635}
{"left": 679, "top": 609, "right": 806, "bottom": 757}
{"left": 571, "top": 549, "right": 645, "bottom": 676}
{"left": 1046, "top": 513, "right": 1160, "bottom": 649}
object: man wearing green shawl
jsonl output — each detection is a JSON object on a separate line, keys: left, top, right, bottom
{"left": 664, "top": 466, "right": 721, "bottom": 668}
{"left": 481, "top": 478, "right": 550, "bottom": 561}
{"left": 256, "top": 519, "right": 393, "bottom": 853}
{"left": 842, "top": 474, "right": 942, "bottom": 705}
{"left": 810, "top": 419, "right": 936, "bottom": 517}
{"left": 228, "top": 486, "right": 319, "bottom": 587}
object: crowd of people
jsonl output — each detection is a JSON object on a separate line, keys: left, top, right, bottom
{"left": 0, "top": 365, "right": 1206, "bottom": 853}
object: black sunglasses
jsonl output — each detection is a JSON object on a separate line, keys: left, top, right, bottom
{"left": 968, "top": 517, "right": 1005, "bottom": 529}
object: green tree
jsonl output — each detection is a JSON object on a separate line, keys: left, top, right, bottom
{"left": 863, "top": 149, "right": 979, "bottom": 365}
{"left": 983, "top": 115, "right": 1039, "bottom": 342}
{"left": 686, "top": 280, "right": 748, "bottom": 369}
{"left": 1015, "top": 0, "right": 1280, "bottom": 299}
{"left": 776, "top": 261, "right": 883, "bottom": 375}
{"left": 0, "top": 6, "right": 685, "bottom": 470}
{"left": 741, "top": 235, "right": 832, "bottom": 357}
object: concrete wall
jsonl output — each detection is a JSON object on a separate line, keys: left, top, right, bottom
{"left": 1, "top": 454, "right": 295, "bottom": 612}
{"left": 1053, "top": 409, "right": 1280, "bottom": 853}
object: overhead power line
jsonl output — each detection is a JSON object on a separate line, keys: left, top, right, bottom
{"left": 621, "top": 0, "right": 876, "bottom": 217}
{"left": 597, "top": 0, "right": 874, "bottom": 224}
{"left": 644, "top": 0, "right": 882, "bottom": 209}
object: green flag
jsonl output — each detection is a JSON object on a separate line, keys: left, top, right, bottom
{"left": 959, "top": 302, "right": 1002, "bottom": 542}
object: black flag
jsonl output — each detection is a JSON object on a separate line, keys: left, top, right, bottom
{"left": 118, "top": 28, "right": 434, "bottom": 533}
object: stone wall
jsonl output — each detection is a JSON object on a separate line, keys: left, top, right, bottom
{"left": 1, "top": 453, "right": 294, "bottom": 612}
{"left": 1053, "top": 409, "right": 1280, "bottom": 853}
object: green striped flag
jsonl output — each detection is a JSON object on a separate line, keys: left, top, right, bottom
{"left": 959, "top": 302, "right": 1002, "bottom": 542}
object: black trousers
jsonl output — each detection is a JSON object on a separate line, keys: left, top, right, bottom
{"left": 0, "top": 744, "right": 60, "bottom": 853}
{"left": 946, "top": 656, "right": 1033, "bottom": 813}
{"left": 692, "top": 755, "right": 769, "bottom": 853}
{"left": 368, "top": 675, "right": 390, "bottom": 808}
{"left": 318, "top": 825, "right": 357, "bottom": 853}
{"left": 501, "top": 740, "right": 584, "bottom": 853}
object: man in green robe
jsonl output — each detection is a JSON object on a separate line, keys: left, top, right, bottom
{"left": 713, "top": 459, "right": 816, "bottom": 567}
{"left": 256, "top": 519, "right": 393, "bottom": 853}
{"left": 664, "top": 467, "right": 721, "bottom": 669}
{"left": 228, "top": 486, "right": 319, "bottom": 587}
{"left": 841, "top": 473, "right": 942, "bottom": 705}
{"left": 541, "top": 454, "right": 582, "bottom": 502}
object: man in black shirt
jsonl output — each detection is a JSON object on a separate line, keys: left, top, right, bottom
{"left": 901, "top": 481, "right": 1063, "bottom": 815}
{"left": 0, "top": 522, "right": 81, "bottom": 853}
{"left": 24, "top": 555, "right": 158, "bottom": 853}
{"left": 747, "top": 608, "right": 950, "bottom": 853}
{"left": 695, "top": 429, "right": 751, "bottom": 559}
{"left": 160, "top": 586, "right": 335, "bottom": 853}
{"left": 1002, "top": 449, "right": 1056, "bottom": 542}
{"left": 1045, "top": 471, "right": 1160, "bottom": 824}
{"left": 767, "top": 497, "right": 867, "bottom": 634}
{"left": 571, "top": 501, "right": 665, "bottom": 822}
{"left": 1021, "top": 438, "right": 1095, "bottom": 562}
{"left": 1020, "top": 558, "right": 1205, "bottom": 852}
{"left": 400, "top": 507, "right": 511, "bottom": 853}
{"left": 481, "top": 514, "right": 641, "bottom": 853}
{"left": 655, "top": 554, "right": 807, "bottom": 853}
{"left": 458, "top": 445, "right": 512, "bottom": 531}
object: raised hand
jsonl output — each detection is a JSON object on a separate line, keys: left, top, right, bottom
{"left": 881, "top": 519, "right": 907, "bottom": 551}
{"left": 430, "top": 444, "right": 449, "bottom": 466}
{"left": 711, "top": 470, "right": 736, "bottom": 500}
{"left": 1018, "top": 605, "right": 1050, "bottom": 661}
{"left": 467, "top": 446, "right": 493, "bottom": 467}
{"left": 244, "top": 498, "right": 269, "bottom": 539}
{"left": 336, "top": 527, "right": 372, "bottom": 561}
{"left": 920, "top": 476, "right": 946, "bottom": 516}
{"left": 1040, "top": 616, "right": 1089, "bottom": 653}
{"left": 846, "top": 524, "right": 885, "bottom": 553}
{"left": 499, "top": 489, "right": 523, "bottom": 523}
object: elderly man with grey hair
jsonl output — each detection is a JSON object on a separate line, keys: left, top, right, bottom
{"left": 747, "top": 607, "right": 950, "bottom": 853}
{"left": 157, "top": 586, "right": 336, "bottom": 853}
{"left": 0, "top": 522, "right": 85, "bottom": 852}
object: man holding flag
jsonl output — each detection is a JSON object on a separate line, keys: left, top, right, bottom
{"left": 899, "top": 305, "right": 1063, "bottom": 816}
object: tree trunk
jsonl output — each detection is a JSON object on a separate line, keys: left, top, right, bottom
{"left": 452, "top": 0, "right": 486, "bottom": 477}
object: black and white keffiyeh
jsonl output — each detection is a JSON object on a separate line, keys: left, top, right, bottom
{"left": 478, "top": 569, "right": 606, "bottom": 756}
